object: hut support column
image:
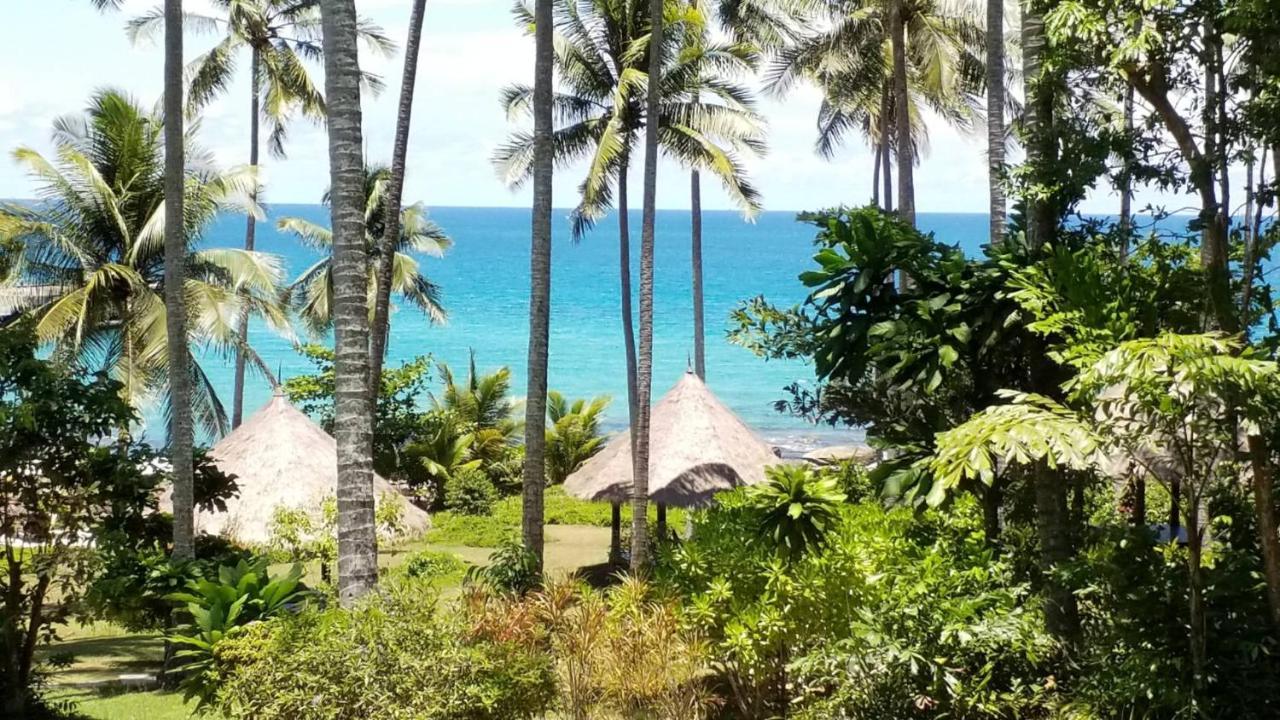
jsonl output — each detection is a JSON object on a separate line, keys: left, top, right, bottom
{"left": 610, "top": 502, "right": 622, "bottom": 564}
{"left": 656, "top": 503, "right": 667, "bottom": 543}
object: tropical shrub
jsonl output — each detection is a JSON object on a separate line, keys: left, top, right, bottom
{"left": 739, "top": 464, "right": 846, "bottom": 558}
{"left": 465, "top": 539, "right": 542, "bottom": 596}
{"left": 268, "top": 497, "right": 338, "bottom": 583}
{"left": 465, "top": 576, "right": 719, "bottom": 720}
{"left": 426, "top": 512, "right": 515, "bottom": 548}
{"left": 211, "top": 580, "right": 556, "bottom": 720}
{"left": 402, "top": 549, "right": 468, "bottom": 581}
{"left": 445, "top": 466, "right": 501, "bottom": 515}
{"left": 660, "top": 495, "right": 1056, "bottom": 718}
{"left": 545, "top": 392, "right": 610, "bottom": 485}
{"left": 169, "top": 558, "right": 309, "bottom": 708}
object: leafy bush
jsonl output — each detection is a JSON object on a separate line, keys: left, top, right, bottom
{"left": 211, "top": 579, "right": 556, "bottom": 720}
{"left": 739, "top": 464, "right": 845, "bottom": 558}
{"left": 465, "top": 576, "right": 719, "bottom": 719}
{"left": 445, "top": 466, "right": 500, "bottom": 515}
{"left": 169, "top": 558, "right": 309, "bottom": 708}
{"left": 402, "top": 550, "right": 468, "bottom": 580}
{"left": 491, "top": 486, "right": 688, "bottom": 529}
{"left": 465, "top": 539, "right": 542, "bottom": 595}
{"left": 660, "top": 495, "right": 1056, "bottom": 718}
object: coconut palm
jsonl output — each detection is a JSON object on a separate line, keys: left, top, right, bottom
{"left": 316, "top": 0, "right": 377, "bottom": 606}
{"left": 766, "top": 0, "right": 987, "bottom": 215}
{"left": 545, "top": 391, "right": 610, "bottom": 485}
{"left": 521, "top": 0, "right": 556, "bottom": 571}
{"left": 163, "top": 0, "right": 194, "bottom": 562}
{"left": 371, "top": 0, "right": 429, "bottom": 397}
{"left": 277, "top": 165, "right": 450, "bottom": 336}
{"left": 0, "top": 90, "right": 288, "bottom": 440}
{"left": 986, "top": 0, "right": 1006, "bottom": 245}
{"left": 128, "top": 0, "right": 394, "bottom": 427}
{"left": 495, "top": 0, "right": 763, "bottom": 512}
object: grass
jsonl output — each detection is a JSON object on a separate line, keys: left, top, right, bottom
{"left": 492, "top": 486, "right": 689, "bottom": 532}
{"left": 47, "top": 688, "right": 210, "bottom": 720}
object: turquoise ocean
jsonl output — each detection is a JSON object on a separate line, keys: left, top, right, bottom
{"left": 193, "top": 208, "right": 995, "bottom": 451}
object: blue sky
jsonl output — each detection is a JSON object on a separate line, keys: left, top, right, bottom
{"left": 0, "top": 0, "right": 1195, "bottom": 215}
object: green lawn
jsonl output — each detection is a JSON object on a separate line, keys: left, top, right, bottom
{"left": 43, "top": 522, "right": 614, "bottom": 720}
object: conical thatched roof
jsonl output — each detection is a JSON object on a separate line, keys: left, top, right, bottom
{"left": 177, "top": 392, "right": 430, "bottom": 545}
{"left": 564, "top": 371, "right": 782, "bottom": 508}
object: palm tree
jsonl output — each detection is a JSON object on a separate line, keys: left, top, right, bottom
{"left": 128, "top": 0, "right": 394, "bottom": 428}
{"left": 317, "top": 0, "right": 376, "bottom": 606}
{"left": 163, "top": 0, "right": 194, "bottom": 563}
{"left": 277, "top": 165, "right": 450, "bottom": 335}
{"left": 633, "top": 0, "right": 663, "bottom": 571}
{"left": 986, "top": 0, "right": 1006, "bottom": 245}
{"left": 545, "top": 391, "right": 610, "bottom": 485}
{"left": 681, "top": 12, "right": 767, "bottom": 379}
{"left": 518, "top": 0, "right": 556, "bottom": 572}
{"left": 495, "top": 1, "right": 763, "bottom": 562}
{"left": 0, "top": 90, "right": 288, "bottom": 439}
{"left": 765, "top": 0, "right": 986, "bottom": 215}
{"left": 371, "top": 0, "right": 429, "bottom": 399}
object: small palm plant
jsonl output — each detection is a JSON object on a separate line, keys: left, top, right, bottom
{"left": 546, "top": 391, "right": 611, "bottom": 484}
{"left": 168, "top": 557, "right": 308, "bottom": 707}
{"left": 742, "top": 465, "right": 847, "bottom": 559}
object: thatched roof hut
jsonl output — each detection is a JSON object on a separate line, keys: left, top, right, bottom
{"left": 176, "top": 392, "right": 430, "bottom": 545}
{"left": 564, "top": 371, "right": 781, "bottom": 509}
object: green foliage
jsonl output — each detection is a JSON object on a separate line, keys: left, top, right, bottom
{"left": 466, "top": 576, "right": 719, "bottom": 719}
{"left": 545, "top": 391, "right": 610, "bottom": 485}
{"left": 402, "top": 550, "right": 468, "bottom": 581}
{"left": 737, "top": 464, "right": 845, "bottom": 558}
{"left": 268, "top": 498, "right": 338, "bottom": 580}
{"left": 444, "top": 466, "right": 500, "bottom": 516}
{"left": 661, "top": 496, "right": 1057, "bottom": 718}
{"left": 0, "top": 90, "right": 287, "bottom": 437}
{"left": 0, "top": 322, "right": 142, "bottom": 714}
{"left": 426, "top": 512, "right": 516, "bottom": 548}
{"left": 211, "top": 580, "right": 556, "bottom": 720}
{"left": 465, "top": 539, "right": 542, "bottom": 596}
{"left": 489, "top": 486, "right": 690, "bottom": 529}
{"left": 284, "top": 345, "right": 435, "bottom": 487}
{"left": 168, "top": 558, "right": 309, "bottom": 709}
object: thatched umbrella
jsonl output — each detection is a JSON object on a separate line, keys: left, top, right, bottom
{"left": 169, "top": 391, "right": 430, "bottom": 545}
{"left": 564, "top": 371, "right": 781, "bottom": 559}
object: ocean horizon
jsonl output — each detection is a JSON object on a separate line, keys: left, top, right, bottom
{"left": 159, "top": 206, "right": 1198, "bottom": 452}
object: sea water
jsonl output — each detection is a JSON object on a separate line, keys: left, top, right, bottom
{"left": 192, "top": 207, "right": 998, "bottom": 450}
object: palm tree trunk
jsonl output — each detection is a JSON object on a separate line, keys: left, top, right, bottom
{"left": 610, "top": 502, "right": 622, "bottom": 564}
{"left": 232, "top": 47, "right": 262, "bottom": 430}
{"left": 521, "top": 0, "right": 555, "bottom": 570}
{"left": 1119, "top": 84, "right": 1134, "bottom": 258}
{"left": 890, "top": 0, "right": 915, "bottom": 227}
{"left": 632, "top": 0, "right": 664, "bottom": 572}
{"left": 319, "top": 0, "right": 377, "bottom": 605}
{"left": 691, "top": 169, "right": 705, "bottom": 380}
{"left": 1023, "top": 3, "right": 1080, "bottom": 647}
{"left": 370, "top": 0, "right": 428, "bottom": 398}
{"left": 986, "top": 0, "right": 1005, "bottom": 245}
{"left": 164, "top": 0, "right": 194, "bottom": 563}
{"left": 880, "top": 87, "right": 893, "bottom": 213}
{"left": 871, "top": 140, "right": 881, "bottom": 207}
{"left": 618, "top": 160, "right": 639, "bottom": 427}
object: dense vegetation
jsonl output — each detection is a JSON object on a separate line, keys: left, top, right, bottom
{"left": 3, "top": 0, "right": 1280, "bottom": 717}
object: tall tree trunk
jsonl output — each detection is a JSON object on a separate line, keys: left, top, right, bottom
{"left": 370, "top": 0, "right": 428, "bottom": 398}
{"left": 691, "top": 169, "right": 705, "bottom": 380}
{"left": 890, "top": 0, "right": 915, "bottom": 227}
{"left": 632, "top": 0, "right": 664, "bottom": 572}
{"left": 610, "top": 502, "right": 622, "bottom": 564}
{"left": 521, "top": 0, "right": 555, "bottom": 570}
{"left": 618, "top": 161, "right": 639, "bottom": 426}
{"left": 1119, "top": 84, "right": 1134, "bottom": 258}
{"left": 880, "top": 85, "right": 893, "bottom": 213}
{"left": 1023, "top": 1, "right": 1080, "bottom": 646}
{"left": 986, "top": 0, "right": 1005, "bottom": 245}
{"left": 165, "top": 0, "right": 194, "bottom": 564}
{"left": 871, "top": 140, "right": 881, "bottom": 207}
{"left": 1186, "top": 499, "right": 1207, "bottom": 689}
{"left": 231, "top": 49, "right": 262, "bottom": 429}
{"left": 1247, "top": 436, "right": 1280, "bottom": 632}
{"left": 320, "top": 0, "right": 377, "bottom": 605}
